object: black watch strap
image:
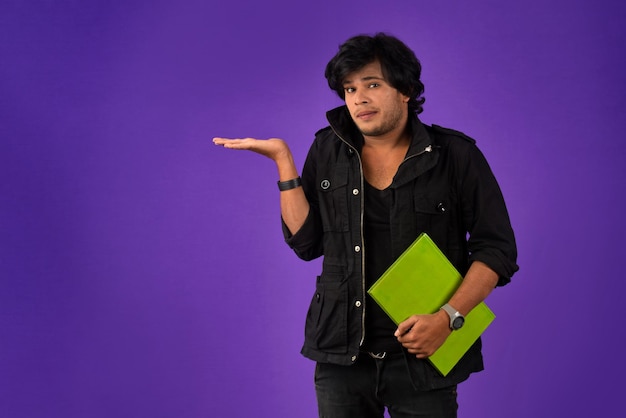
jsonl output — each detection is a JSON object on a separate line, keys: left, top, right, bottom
{"left": 277, "top": 177, "right": 302, "bottom": 191}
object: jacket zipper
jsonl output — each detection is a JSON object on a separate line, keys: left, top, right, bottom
{"left": 403, "top": 144, "right": 434, "bottom": 163}
{"left": 330, "top": 126, "right": 434, "bottom": 351}
{"left": 329, "top": 126, "right": 368, "bottom": 348}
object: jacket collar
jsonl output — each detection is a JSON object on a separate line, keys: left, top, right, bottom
{"left": 326, "top": 105, "right": 437, "bottom": 187}
{"left": 326, "top": 105, "right": 433, "bottom": 156}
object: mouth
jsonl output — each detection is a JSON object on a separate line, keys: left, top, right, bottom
{"left": 356, "top": 110, "right": 377, "bottom": 120}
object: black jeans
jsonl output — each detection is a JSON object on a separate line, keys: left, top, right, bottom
{"left": 314, "top": 353, "right": 458, "bottom": 418}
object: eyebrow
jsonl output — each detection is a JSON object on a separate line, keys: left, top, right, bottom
{"left": 343, "top": 75, "right": 385, "bottom": 85}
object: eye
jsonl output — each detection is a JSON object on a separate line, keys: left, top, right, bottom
{"left": 344, "top": 87, "right": 355, "bottom": 94}
{"left": 368, "top": 83, "right": 380, "bottom": 88}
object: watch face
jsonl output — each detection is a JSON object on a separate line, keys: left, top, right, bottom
{"left": 452, "top": 316, "right": 465, "bottom": 330}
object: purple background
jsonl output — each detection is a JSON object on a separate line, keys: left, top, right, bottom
{"left": 1, "top": 1, "right": 625, "bottom": 417}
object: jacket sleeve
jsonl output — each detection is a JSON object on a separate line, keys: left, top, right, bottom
{"left": 281, "top": 136, "right": 324, "bottom": 261}
{"left": 458, "top": 142, "right": 519, "bottom": 286}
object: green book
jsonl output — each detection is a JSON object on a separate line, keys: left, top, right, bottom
{"left": 367, "top": 233, "right": 495, "bottom": 376}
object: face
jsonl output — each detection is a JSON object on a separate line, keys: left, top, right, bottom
{"left": 342, "top": 60, "right": 410, "bottom": 140}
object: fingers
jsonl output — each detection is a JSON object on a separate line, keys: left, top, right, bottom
{"left": 212, "top": 137, "right": 235, "bottom": 144}
{"left": 400, "top": 333, "right": 435, "bottom": 358}
{"left": 405, "top": 343, "right": 434, "bottom": 358}
{"left": 212, "top": 137, "right": 253, "bottom": 142}
{"left": 212, "top": 137, "right": 256, "bottom": 148}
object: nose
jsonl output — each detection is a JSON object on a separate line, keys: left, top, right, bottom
{"left": 353, "top": 90, "right": 368, "bottom": 105}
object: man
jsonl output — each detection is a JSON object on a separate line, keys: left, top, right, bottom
{"left": 213, "top": 33, "right": 518, "bottom": 418}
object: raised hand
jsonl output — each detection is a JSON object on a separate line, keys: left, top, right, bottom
{"left": 212, "top": 137, "right": 291, "bottom": 163}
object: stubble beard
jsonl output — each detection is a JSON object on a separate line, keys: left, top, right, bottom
{"left": 356, "top": 106, "right": 406, "bottom": 138}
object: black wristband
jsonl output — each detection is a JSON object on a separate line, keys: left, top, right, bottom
{"left": 277, "top": 177, "right": 302, "bottom": 191}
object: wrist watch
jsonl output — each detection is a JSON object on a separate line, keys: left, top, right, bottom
{"left": 440, "top": 303, "right": 465, "bottom": 330}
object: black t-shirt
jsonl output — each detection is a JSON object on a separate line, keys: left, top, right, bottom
{"left": 363, "top": 181, "right": 404, "bottom": 353}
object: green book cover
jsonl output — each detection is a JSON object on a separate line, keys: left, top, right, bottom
{"left": 367, "top": 233, "right": 495, "bottom": 376}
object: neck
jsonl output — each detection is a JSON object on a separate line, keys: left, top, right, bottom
{"left": 363, "top": 123, "right": 411, "bottom": 150}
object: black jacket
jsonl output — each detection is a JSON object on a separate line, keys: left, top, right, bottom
{"left": 283, "top": 106, "right": 518, "bottom": 388}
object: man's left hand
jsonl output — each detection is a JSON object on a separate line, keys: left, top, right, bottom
{"left": 394, "top": 310, "right": 451, "bottom": 358}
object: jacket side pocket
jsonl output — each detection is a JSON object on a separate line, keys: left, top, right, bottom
{"left": 304, "top": 276, "right": 348, "bottom": 354}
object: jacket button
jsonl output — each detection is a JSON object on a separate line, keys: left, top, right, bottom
{"left": 354, "top": 245, "right": 361, "bottom": 253}
{"left": 352, "top": 188, "right": 359, "bottom": 195}
{"left": 437, "top": 202, "right": 446, "bottom": 213}
{"left": 355, "top": 300, "right": 362, "bottom": 308}
{"left": 351, "top": 355, "right": 357, "bottom": 362}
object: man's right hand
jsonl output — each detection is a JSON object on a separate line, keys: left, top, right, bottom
{"left": 212, "top": 137, "right": 291, "bottom": 163}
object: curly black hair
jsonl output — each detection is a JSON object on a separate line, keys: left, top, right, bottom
{"left": 324, "top": 33, "right": 426, "bottom": 114}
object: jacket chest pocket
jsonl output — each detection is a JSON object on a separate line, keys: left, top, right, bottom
{"left": 414, "top": 190, "right": 468, "bottom": 270}
{"left": 318, "top": 166, "right": 350, "bottom": 232}
{"left": 413, "top": 192, "right": 450, "bottom": 245}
